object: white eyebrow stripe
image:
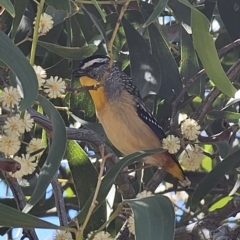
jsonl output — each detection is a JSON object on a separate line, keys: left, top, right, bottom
{"left": 81, "top": 58, "right": 108, "bottom": 69}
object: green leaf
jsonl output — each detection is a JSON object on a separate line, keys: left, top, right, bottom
{"left": 82, "top": 5, "right": 108, "bottom": 44}
{"left": 65, "top": 140, "right": 106, "bottom": 232}
{"left": 37, "top": 40, "right": 97, "bottom": 60}
{"left": 209, "top": 196, "right": 232, "bottom": 211}
{"left": 11, "top": 0, "right": 28, "bottom": 39}
{"left": 191, "top": 149, "right": 240, "bottom": 207}
{"left": 179, "top": 0, "right": 236, "bottom": 97}
{"left": 0, "top": 203, "right": 60, "bottom": 229}
{"left": 122, "top": 17, "right": 162, "bottom": 98}
{"left": 207, "top": 111, "right": 240, "bottom": 120}
{"left": 71, "top": 148, "right": 166, "bottom": 224}
{"left": 0, "top": 0, "right": 15, "bottom": 17}
{"left": 168, "top": 0, "right": 191, "bottom": 33}
{"left": 143, "top": 0, "right": 169, "bottom": 27}
{"left": 23, "top": 95, "right": 67, "bottom": 213}
{"left": 147, "top": 20, "right": 182, "bottom": 99}
{"left": 0, "top": 31, "right": 38, "bottom": 110}
{"left": 126, "top": 195, "right": 175, "bottom": 240}
{"left": 45, "top": 0, "right": 70, "bottom": 11}
{"left": 90, "top": 0, "right": 106, "bottom": 23}
{"left": 65, "top": 140, "right": 98, "bottom": 207}
{"left": 180, "top": 26, "right": 203, "bottom": 96}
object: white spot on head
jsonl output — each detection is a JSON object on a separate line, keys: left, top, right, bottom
{"left": 81, "top": 58, "right": 108, "bottom": 70}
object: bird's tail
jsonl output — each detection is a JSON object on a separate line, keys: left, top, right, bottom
{"left": 163, "top": 154, "right": 191, "bottom": 187}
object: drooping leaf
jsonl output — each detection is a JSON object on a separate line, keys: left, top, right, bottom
{"left": 191, "top": 149, "right": 240, "bottom": 207}
{"left": 37, "top": 40, "right": 97, "bottom": 60}
{"left": 0, "top": 31, "right": 38, "bottom": 110}
{"left": 168, "top": 0, "right": 191, "bottom": 33}
{"left": 45, "top": 0, "right": 70, "bottom": 11}
{"left": 0, "top": 203, "right": 60, "bottom": 229}
{"left": 218, "top": 0, "right": 240, "bottom": 41}
{"left": 207, "top": 111, "right": 240, "bottom": 120}
{"left": 122, "top": 17, "right": 162, "bottom": 98}
{"left": 82, "top": 5, "right": 108, "bottom": 44}
{"left": 70, "top": 148, "right": 166, "bottom": 225}
{"left": 90, "top": 0, "right": 106, "bottom": 23}
{"left": 209, "top": 196, "right": 232, "bottom": 212}
{"left": 126, "top": 195, "right": 175, "bottom": 240}
{"left": 0, "top": 0, "right": 15, "bottom": 17}
{"left": 23, "top": 95, "right": 67, "bottom": 213}
{"left": 146, "top": 18, "right": 182, "bottom": 99}
{"left": 180, "top": 0, "right": 236, "bottom": 97}
{"left": 180, "top": 26, "right": 203, "bottom": 96}
{"left": 11, "top": 0, "right": 29, "bottom": 39}
{"left": 65, "top": 140, "right": 98, "bottom": 207}
{"left": 143, "top": 0, "right": 169, "bottom": 27}
{"left": 65, "top": 140, "right": 106, "bottom": 233}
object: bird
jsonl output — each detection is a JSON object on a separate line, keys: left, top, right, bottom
{"left": 73, "top": 55, "right": 190, "bottom": 187}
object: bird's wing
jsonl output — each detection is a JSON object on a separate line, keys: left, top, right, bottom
{"left": 136, "top": 101, "right": 166, "bottom": 140}
{"left": 122, "top": 73, "right": 166, "bottom": 140}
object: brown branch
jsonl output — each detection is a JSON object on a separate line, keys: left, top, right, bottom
{"left": 171, "top": 38, "right": 240, "bottom": 128}
{"left": 193, "top": 58, "right": 240, "bottom": 123}
{"left": 51, "top": 174, "right": 68, "bottom": 226}
{"left": 145, "top": 169, "right": 167, "bottom": 192}
{"left": 175, "top": 196, "right": 240, "bottom": 240}
{"left": 4, "top": 173, "right": 38, "bottom": 240}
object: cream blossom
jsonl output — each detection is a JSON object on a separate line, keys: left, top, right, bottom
{"left": 44, "top": 76, "right": 66, "bottom": 98}
{"left": 180, "top": 145, "right": 204, "bottom": 171}
{"left": 26, "top": 138, "right": 45, "bottom": 155}
{"left": 162, "top": 135, "right": 181, "bottom": 154}
{"left": 33, "top": 65, "right": 47, "bottom": 87}
{"left": 0, "top": 134, "right": 21, "bottom": 155}
{"left": 136, "top": 190, "right": 153, "bottom": 198}
{"left": 181, "top": 118, "right": 200, "bottom": 141}
{"left": 10, "top": 154, "right": 37, "bottom": 178}
{"left": 87, "top": 231, "right": 113, "bottom": 240}
{"left": 4, "top": 114, "right": 24, "bottom": 136}
{"left": 22, "top": 112, "right": 34, "bottom": 132}
{"left": 0, "top": 86, "right": 21, "bottom": 108}
{"left": 34, "top": 13, "right": 54, "bottom": 34}
{"left": 127, "top": 215, "right": 135, "bottom": 235}
{"left": 54, "top": 231, "right": 73, "bottom": 240}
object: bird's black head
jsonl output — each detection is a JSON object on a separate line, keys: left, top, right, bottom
{"left": 73, "top": 55, "right": 110, "bottom": 81}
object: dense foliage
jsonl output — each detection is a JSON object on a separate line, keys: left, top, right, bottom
{"left": 0, "top": 0, "right": 240, "bottom": 239}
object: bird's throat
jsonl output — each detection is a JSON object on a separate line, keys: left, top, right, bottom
{"left": 79, "top": 76, "right": 107, "bottom": 111}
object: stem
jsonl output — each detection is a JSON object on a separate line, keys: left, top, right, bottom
{"left": 79, "top": 145, "right": 111, "bottom": 236}
{"left": 100, "top": 0, "right": 131, "bottom": 85}
{"left": 29, "top": 0, "right": 45, "bottom": 65}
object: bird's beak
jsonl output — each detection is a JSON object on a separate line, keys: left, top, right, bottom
{"left": 72, "top": 68, "right": 84, "bottom": 77}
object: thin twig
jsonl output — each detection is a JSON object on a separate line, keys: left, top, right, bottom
{"left": 171, "top": 38, "right": 240, "bottom": 128}
{"left": 194, "top": 58, "right": 240, "bottom": 122}
{"left": 75, "top": 0, "right": 137, "bottom": 4}
{"left": 66, "top": 85, "right": 100, "bottom": 94}
{"left": 80, "top": 145, "right": 111, "bottom": 236}
{"left": 101, "top": 0, "right": 131, "bottom": 84}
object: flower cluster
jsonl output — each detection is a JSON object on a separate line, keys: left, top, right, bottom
{"left": 0, "top": 86, "right": 47, "bottom": 178}
{"left": 180, "top": 145, "right": 204, "bottom": 171}
{"left": 161, "top": 118, "right": 203, "bottom": 171}
{"left": 34, "top": 13, "right": 54, "bottom": 34}
{"left": 181, "top": 118, "right": 200, "bottom": 141}
{"left": 87, "top": 231, "right": 113, "bottom": 240}
{"left": 54, "top": 231, "right": 73, "bottom": 240}
{"left": 33, "top": 65, "right": 66, "bottom": 98}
